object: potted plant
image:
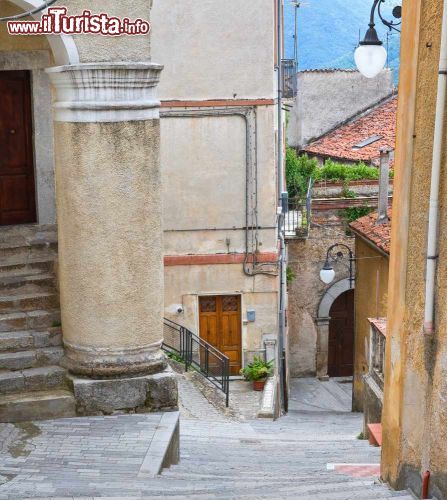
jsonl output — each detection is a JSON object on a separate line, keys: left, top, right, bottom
{"left": 240, "top": 356, "right": 274, "bottom": 391}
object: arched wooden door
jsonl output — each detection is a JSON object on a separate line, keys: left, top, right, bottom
{"left": 328, "top": 289, "right": 354, "bottom": 377}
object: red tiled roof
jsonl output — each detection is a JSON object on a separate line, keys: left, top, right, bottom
{"left": 368, "top": 317, "right": 387, "bottom": 337}
{"left": 349, "top": 208, "right": 392, "bottom": 255}
{"left": 303, "top": 96, "right": 397, "bottom": 164}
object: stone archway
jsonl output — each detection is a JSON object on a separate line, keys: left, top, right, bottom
{"left": 316, "top": 278, "right": 355, "bottom": 379}
{"left": 7, "top": 0, "right": 79, "bottom": 64}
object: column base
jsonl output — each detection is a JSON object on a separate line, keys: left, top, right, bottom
{"left": 68, "top": 366, "right": 178, "bottom": 416}
{"left": 63, "top": 342, "right": 167, "bottom": 378}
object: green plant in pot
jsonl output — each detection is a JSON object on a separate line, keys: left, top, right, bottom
{"left": 240, "top": 356, "right": 274, "bottom": 391}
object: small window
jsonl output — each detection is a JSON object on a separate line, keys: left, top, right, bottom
{"left": 352, "top": 135, "right": 382, "bottom": 149}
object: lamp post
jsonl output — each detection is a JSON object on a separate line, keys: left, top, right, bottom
{"left": 355, "top": 0, "right": 402, "bottom": 79}
{"left": 320, "top": 243, "right": 355, "bottom": 288}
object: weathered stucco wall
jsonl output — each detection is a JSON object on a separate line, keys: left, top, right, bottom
{"left": 287, "top": 69, "right": 394, "bottom": 149}
{"left": 382, "top": 0, "right": 447, "bottom": 497}
{"left": 164, "top": 264, "right": 278, "bottom": 364}
{"left": 151, "top": 0, "right": 276, "bottom": 100}
{"left": 161, "top": 107, "right": 277, "bottom": 256}
{"left": 287, "top": 223, "right": 353, "bottom": 377}
{"left": 352, "top": 237, "right": 388, "bottom": 412}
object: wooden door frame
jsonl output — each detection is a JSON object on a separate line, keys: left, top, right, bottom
{"left": 0, "top": 70, "right": 37, "bottom": 226}
{"left": 197, "top": 292, "right": 244, "bottom": 369}
{"left": 0, "top": 52, "right": 56, "bottom": 225}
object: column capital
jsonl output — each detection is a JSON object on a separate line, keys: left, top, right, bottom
{"left": 46, "top": 62, "right": 163, "bottom": 123}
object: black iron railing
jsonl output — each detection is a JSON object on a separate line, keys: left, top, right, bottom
{"left": 285, "top": 178, "right": 313, "bottom": 239}
{"left": 162, "top": 318, "right": 230, "bottom": 407}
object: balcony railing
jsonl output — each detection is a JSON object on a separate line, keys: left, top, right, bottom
{"left": 285, "top": 178, "right": 312, "bottom": 239}
{"left": 281, "top": 59, "right": 297, "bottom": 99}
{"left": 162, "top": 318, "right": 230, "bottom": 407}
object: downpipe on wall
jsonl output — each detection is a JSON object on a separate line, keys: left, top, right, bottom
{"left": 276, "top": 0, "right": 287, "bottom": 412}
{"left": 423, "top": 0, "right": 447, "bottom": 335}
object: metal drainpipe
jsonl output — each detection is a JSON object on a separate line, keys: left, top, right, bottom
{"left": 277, "top": 0, "right": 286, "bottom": 411}
{"left": 424, "top": 0, "right": 447, "bottom": 335}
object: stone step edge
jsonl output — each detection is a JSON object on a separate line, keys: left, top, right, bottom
{"left": 138, "top": 411, "right": 180, "bottom": 478}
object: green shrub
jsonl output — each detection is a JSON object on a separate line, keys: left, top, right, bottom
{"left": 285, "top": 150, "right": 392, "bottom": 200}
{"left": 286, "top": 266, "right": 296, "bottom": 285}
{"left": 286, "top": 149, "right": 317, "bottom": 199}
{"left": 240, "top": 356, "right": 274, "bottom": 381}
{"left": 313, "top": 159, "right": 380, "bottom": 183}
{"left": 343, "top": 206, "right": 374, "bottom": 223}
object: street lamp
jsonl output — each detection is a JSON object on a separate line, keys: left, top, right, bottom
{"left": 320, "top": 244, "right": 355, "bottom": 288}
{"left": 355, "top": 0, "right": 402, "bottom": 79}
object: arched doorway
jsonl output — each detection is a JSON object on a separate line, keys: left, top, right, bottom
{"left": 328, "top": 289, "right": 354, "bottom": 377}
{"left": 316, "top": 278, "right": 355, "bottom": 379}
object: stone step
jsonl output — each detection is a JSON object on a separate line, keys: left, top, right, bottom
{"left": 0, "top": 389, "right": 75, "bottom": 422}
{"left": 129, "top": 480, "right": 393, "bottom": 498}
{"left": 0, "top": 309, "right": 60, "bottom": 332}
{"left": 0, "top": 273, "right": 56, "bottom": 294}
{"left": 0, "top": 259, "right": 55, "bottom": 278}
{"left": 0, "top": 243, "right": 57, "bottom": 268}
{"left": 0, "top": 347, "right": 64, "bottom": 370}
{"left": 0, "top": 365, "right": 67, "bottom": 394}
{"left": 0, "top": 292, "right": 59, "bottom": 313}
{"left": 0, "top": 328, "right": 62, "bottom": 351}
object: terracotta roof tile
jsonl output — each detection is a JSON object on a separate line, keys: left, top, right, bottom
{"left": 349, "top": 208, "right": 392, "bottom": 255}
{"left": 368, "top": 317, "right": 387, "bottom": 337}
{"left": 303, "top": 96, "right": 397, "bottom": 163}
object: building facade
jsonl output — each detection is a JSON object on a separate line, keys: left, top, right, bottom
{"left": 151, "top": 0, "right": 281, "bottom": 374}
{"left": 287, "top": 69, "right": 394, "bottom": 150}
{"left": 382, "top": 0, "right": 447, "bottom": 497}
{"left": 349, "top": 211, "right": 391, "bottom": 416}
{"left": 0, "top": 0, "right": 283, "bottom": 420}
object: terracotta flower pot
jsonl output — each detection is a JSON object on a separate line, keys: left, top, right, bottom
{"left": 253, "top": 379, "right": 266, "bottom": 391}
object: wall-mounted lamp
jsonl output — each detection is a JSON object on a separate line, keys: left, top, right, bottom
{"left": 355, "top": 0, "right": 401, "bottom": 79}
{"left": 320, "top": 243, "right": 355, "bottom": 288}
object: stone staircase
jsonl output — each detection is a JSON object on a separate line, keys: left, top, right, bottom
{"left": 0, "top": 225, "right": 75, "bottom": 422}
{"left": 150, "top": 414, "right": 415, "bottom": 499}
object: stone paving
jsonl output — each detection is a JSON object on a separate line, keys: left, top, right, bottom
{"left": 0, "top": 377, "right": 414, "bottom": 499}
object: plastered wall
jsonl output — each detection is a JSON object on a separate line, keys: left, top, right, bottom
{"left": 151, "top": 0, "right": 276, "bottom": 100}
{"left": 382, "top": 0, "right": 447, "bottom": 497}
{"left": 352, "top": 237, "right": 388, "bottom": 412}
{"left": 164, "top": 264, "right": 278, "bottom": 362}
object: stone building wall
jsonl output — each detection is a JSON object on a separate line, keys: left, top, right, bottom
{"left": 287, "top": 220, "right": 353, "bottom": 377}
{"left": 287, "top": 69, "right": 394, "bottom": 149}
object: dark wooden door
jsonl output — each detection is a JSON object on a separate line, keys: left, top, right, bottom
{"left": 328, "top": 290, "right": 355, "bottom": 377}
{"left": 0, "top": 71, "right": 36, "bottom": 225}
{"left": 199, "top": 295, "right": 242, "bottom": 376}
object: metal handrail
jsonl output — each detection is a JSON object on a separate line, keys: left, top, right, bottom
{"left": 285, "top": 178, "right": 313, "bottom": 239}
{"left": 162, "top": 318, "right": 230, "bottom": 407}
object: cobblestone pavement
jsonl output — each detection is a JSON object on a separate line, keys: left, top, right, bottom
{"left": 175, "top": 370, "right": 262, "bottom": 422}
{"left": 177, "top": 373, "right": 227, "bottom": 421}
{"left": 0, "top": 378, "right": 413, "bottom": 498}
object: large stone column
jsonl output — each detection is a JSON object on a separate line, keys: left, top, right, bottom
{"left": 47, "top": 63, "right": 177, "bottom": 414}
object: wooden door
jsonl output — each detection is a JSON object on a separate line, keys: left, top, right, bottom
{"left": 328, "top": 290, "right": 355, "bottom": 377}
{"left": 199, "top": 295, "right": 242, "bottom": 376}
{"left": 0, "top": 71, "right": 36, "bottom": 226}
